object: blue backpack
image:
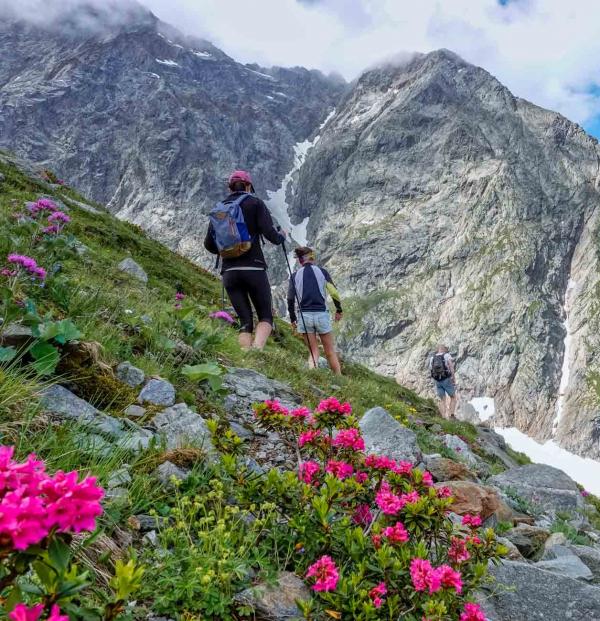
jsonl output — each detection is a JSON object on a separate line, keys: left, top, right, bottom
{"left": 209, "top": 193, "right": 253, "bottom": 258}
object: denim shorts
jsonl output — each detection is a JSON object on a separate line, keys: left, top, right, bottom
{"left": 435, "top": 377, "right": 456, "bottom": 398}
{"left": 297, "top": 311, "right": 332, "bottom": 335}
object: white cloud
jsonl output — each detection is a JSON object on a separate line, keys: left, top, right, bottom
{"left": 3, "top": 0, "right": 600, "bottom": 127}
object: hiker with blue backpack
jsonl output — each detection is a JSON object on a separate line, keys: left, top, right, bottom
{"left": 287, "top": 246, "right": 343, "bottom": 375}
{"left": 429, "top": 344, "right": 457, "bottom": 419}
{"left": 204, "top": 170, "right": 285, "bottom": 350}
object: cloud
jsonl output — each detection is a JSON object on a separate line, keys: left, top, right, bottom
{"left": 3, "top": 0, "right": 600, "bottom": 130}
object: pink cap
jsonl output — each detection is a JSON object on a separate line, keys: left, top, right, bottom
{"left": 228, "top": 170, "right": 252, "bottom": 185}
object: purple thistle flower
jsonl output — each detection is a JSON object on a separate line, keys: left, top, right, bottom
{"left": 209, "top": 310, "right": 235, "bottom": 324}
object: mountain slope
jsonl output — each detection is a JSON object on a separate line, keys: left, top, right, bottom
{"left": 290, "top": 50, "right": 600, "bottom": 459}
{"left": 0, "top": 3, "right": 345, "bottom": 261}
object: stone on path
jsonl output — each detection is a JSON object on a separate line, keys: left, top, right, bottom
{"left": 152, "top": 403, "right": 215, "bottom": 453}
{"left": 117, "top": 361, "right": 146, "bottom": 387}
{"left": 138, "top": 378, "right": 175, "bottom": 406}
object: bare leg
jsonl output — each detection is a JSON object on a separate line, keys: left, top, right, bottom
{"left": 447, "top": 395, "right": 457, "bottom": 419}
{"left": 253, "top": 321, "right": 272, "bottom": 350}
{"left": 302, "top": 332, "right": 320, "bottom": 369}
{"left": 319, "top": 332, "right": 342, "bottom": 375}
{"left": 239, "top": 332, "right": 252, "bottom": 350}
{"left": 437, "top": 397, "right": 447, "bottom": 419}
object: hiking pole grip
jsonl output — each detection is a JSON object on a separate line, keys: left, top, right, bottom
{"left": 281, "top": 240, "right": 318, "bottom": 370}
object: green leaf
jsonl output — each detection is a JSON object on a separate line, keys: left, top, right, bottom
{"left": 30, "top": 342, "right": 60, "bottom": 375}
{"left": 181, "top": 362, "right": 223, "bottom": 382}
{"left": 48, "top": 536, "right": 72, "bottom": 574}
{"left": 0, "top": 346, "right": 17, "bottom": 362}
{"left": 33, "top": 560, "right": 55, "bottom": 589}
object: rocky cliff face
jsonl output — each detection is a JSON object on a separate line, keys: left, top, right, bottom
{"left": 290, "top": 50, "right": 600, "bottom": 459}
{"left": 0, "top": 3, "right": 344, "bottom": 261}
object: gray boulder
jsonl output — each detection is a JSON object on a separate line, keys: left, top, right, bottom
{"left": 489, "top": 464, "right": 584, "bottom": 514}
{"left": 40, "top": 384, "right": 101, "bottom": 422}
{"left": 155, "top": 461, "right": 190, "bottom": 485}
{"left": 223, "top": 367, "right": 301, "bottom": 425}
{"left": 441, "top": 434, "right": 478, "bottom": 468}
{"left": 0, "top": 323, "right": 34, "bottom": 348}
{"left": 504, "top": 524, "right": 550, "bottom": 559}
{"left": 152, "top": 403, "right": 215, "bottom": 453}
{"left": 571, "top": 545, "right": 600, "bottom": 584}
{"left": 536, "top": 548, "right": 594, "bottom": 581}
{"left": 482, "top": 560, "right": 600, "bottom": 620}
{"left": 359, "top": 407, "right": 422, "bottom": 463}
{"left": 117, "top": 361, "right": 146, "bottom": 387}
{"left": 234, "top": 571, "right": 310, "bottom": 620}
{"left": 124, "top": 404, "right": 146, "bottom": 418}
{"left": 117, "top": 258, "right": 148, "bottom": 283}
{"left": 138, "top": 378, "right": 175, "bottom": 406}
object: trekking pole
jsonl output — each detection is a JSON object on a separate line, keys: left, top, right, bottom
{"left": 280, "top": 239, "right": 318, "bottom": 369}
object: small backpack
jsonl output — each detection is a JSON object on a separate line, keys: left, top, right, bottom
{"left": 431, "top": 353, "right": 451, "bottom": 381}
{"left": 209, "top": 193, "right": 253, "bottom": 258}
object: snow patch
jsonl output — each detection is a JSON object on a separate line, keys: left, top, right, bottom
{"left": 495, "top": 427, "right": 600, "bottom": 496}
{"left": 155, "top": 59, "right": 179, "bottom": 67}
{"left": 553, "top": 278, "right": 578, "bottom": 434}
{"left": 265, "top": 109, "right": 335, "bottom": 246}
{"left": 146, "top": 72, "right": 160, "bottom": 79}
{"left": 193, "top": 51, "right": 212, "bottom": 59}
{"left": 246, "top": 68, "right": 276, "bottom": 81}
{"left": 469, "top": 397, "right": 495, "bottom": 422}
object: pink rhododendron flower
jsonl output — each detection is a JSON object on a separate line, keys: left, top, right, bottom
{"left": 262, "top": 400, "right": 289, "bottom": 415}
{"left": 306, "top": 555, "right": 339, "bottom": 592}
{"left": 448, "top": 537, "right": 471, "bottom": 564}
{"left": 437, "top": 486, "right": 453, "bottom": 498}
{"left": 410, "top": 558, "right": 440, "bottom": 593}
{"left": 421, "top": 471, "right": 434, "bottom": 486}
{"left": 326, "top": 460, "right": 354, "bottom": 480}
{"left": 459, "top": 602, "right": 486, "bottom": 621}
{"left": 392, "top": 460, "right": 413, "bottom": 475}
{"left": 298, "top": 429, "right": 321, "bottom": 447}
{"left": 47, "top": 605, "right": 68, "bottom": 621}
{"left": 375, "top": 485, "right": 403, "bottom": 515}
{"left": 581, "top": 489, "right": 590, "bottom": 497}
{"left": 467, "top": 535, "right": 482, "bottom": 546}
{"left": 290, "top": 406, "right": 312, "bottom": 420}
{"left": 209, "top": 310, "right": 235, "bottom": 324}
{"left": 299, "top": 461, "right": 320, "bottom": 485}
{"left": 399, "top": 490, "right": 420, "bottom": 506}
{"left": 0, "top": 446, "right": 104, "bottom": 550}
{"left": 175, "top": 292, "right": 185, "bottom": 300}
{"left": 365, "top": 454, "right": 399, "bottom": 472}
{"left": 315, "top": 397, "right": 352, "bottom": 415}
{"left": 462, "top": 514, "right": 482, "bottom": 528}
{"left": 382, "top": 520, "right": 409, "bottom": 544}
{"left": 9, "top": 603, "right": 44, "bottom": 621}
{"left": 352, "top": 503, "right": 373, "bottom": 526}
{"left": 369, "top": 582, "right": 387, "bottom": 608}
{"left": 354, "top": 471, "right": 368, "bottom": 484}
{"left": 332, "top": 428, "right": 365, "bottom": 451}
{"left": 372, "top": 533, "right": 382, "bottom": 549}
{"left": 436, "top": 564, "right": 463, "bottom": 594}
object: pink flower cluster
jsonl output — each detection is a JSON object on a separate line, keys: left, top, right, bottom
{"left": 459, "top": 602, "right": 486, "bottom": 621}
{"left": 448, "top": 536, "right": 471, "bottom": 564}
{"left": 305, "top": 555, "right": 339, "bottom": 592}
{"left": 332, "top": 428, "right": 365, "bottom": 451}
{"left": 410, "top": 558, "right": 462, "bottom": 595}
{"left": 352, "top": 503, "right": 373, "bottom": 526}
{"left": 325, "top": 460, "right": 354, "bottom": 480}
{"left": 375, "top": 482, "right": 420, "bottom": 515}
{"left": 364, "top": 454, "right": 413, "bottom": 476}
{"left": 315, "top": 397, "right": 352, "bottom": 416}
{"left": 382, "top": 520, "right": 409, "bottom": 544}
{"left": 209, "top": 310, "right": 234, "bottom": 324}
{"left": 0, "top": 446, "right": 104, "bottom": 550}
{"left": 299, "top": 461, "right": 320, "bottom": 485}
{"left": 369, "top": 582, "right": 387, "bottom": 608}
{"left": 27, "top": 198, "right": 59, "bottom": 215}
{"left": 298, "top": 429, "right": 321, "bottom": 447}
{"left": 9, "top": 604, "right": 68, "bottom": 621}
{"left": 462, "top": 514, "right": 482, "bottom": 528}
{"left": 7, "top": 254, "right": 46, "bottom": 280}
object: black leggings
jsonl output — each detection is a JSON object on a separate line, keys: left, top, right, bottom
{"left": 222, "top": 269, "right": 273, "bottom": 333}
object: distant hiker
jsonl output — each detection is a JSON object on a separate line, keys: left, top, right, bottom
{"left": 204, "top": 170, "right": 285, "bottom": 350}
{"left": 429, "top": 344, "right": 457, "bottom": 419}
{"left": 287, "top": 246, "right": 343, "bottom": 375}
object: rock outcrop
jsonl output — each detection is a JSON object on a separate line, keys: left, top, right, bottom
{"left": 290, "top": 49, "right": 600, "bottom": 459}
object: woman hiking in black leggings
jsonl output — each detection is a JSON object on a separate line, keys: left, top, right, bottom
{"left": 204, "top": 170, "right": 285, "bottom": 350}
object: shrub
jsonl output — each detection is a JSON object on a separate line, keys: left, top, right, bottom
{"left": 241, "top": 397, "right": 503, "bottom": 620}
